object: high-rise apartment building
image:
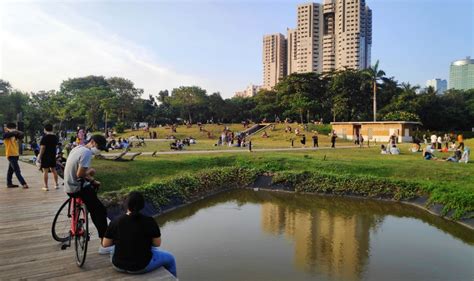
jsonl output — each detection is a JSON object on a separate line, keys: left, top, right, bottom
{"left": 262, "top": 33, "right": 287, "bottom": 89}
{"left": 426, "top": 78, "right": 447, "bottom": 94}
{"left": 295, "top": 3, "right": 324, "bottom": 73}
{"left": 323, "top": 0, "right": 372, "bottom": 72}
{"left": 263, "top": 1, "right": 372, "bottom": 88}
{"left": 287, "top": 28, "right": 298, "bottom": 75}
{"left": 449, "top": 56, "right": 474, "bottom": 90}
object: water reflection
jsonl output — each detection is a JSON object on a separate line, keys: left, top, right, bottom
{"left": 261, "top": 201, "right": 377, "bottom": 280}
{"left": 156, "top": 189, "right": 474, "bottom": 281}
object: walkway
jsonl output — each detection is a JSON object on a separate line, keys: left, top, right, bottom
{"left": 106, "top": 145, "right": 363, "bottom": 157}
{"left": 0, "top": 157, "right": 175, "bottom": 280}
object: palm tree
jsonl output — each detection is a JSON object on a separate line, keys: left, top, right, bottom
{"left": 363, "top": 60, "right": 386, "bottom": 121}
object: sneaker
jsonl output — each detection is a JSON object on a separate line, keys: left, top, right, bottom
{"left": 98, "top": 245, "right": 114, "bottom": 255}
{"left": 7, "top": 184, "right": 19, "bottom": 188}
{"left": 54, "top": 185, "right": 60, "bottom": 190}
{"left": 42, "top": 187, "right": 49, "bottom": 191}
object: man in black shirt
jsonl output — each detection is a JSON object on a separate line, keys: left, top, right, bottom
{"left": 102, "top": 192, "right": 177, "bottom": 277}
{"left": 37, "top": 124, "right": 59, "bottom": 191}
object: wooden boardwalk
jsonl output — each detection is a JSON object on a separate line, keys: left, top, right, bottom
{"left": 0, "top": 157, "right": 175, "bottom": 280}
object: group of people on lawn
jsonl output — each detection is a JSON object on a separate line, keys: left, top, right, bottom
{"left": 3, "top": 123, "right": 177, "bottom": 277}
{"left": 421, "top": 134, "right": 469, "bottom": 163}
{"left": 379, "top": 131, "right": 470, "bottom": 163}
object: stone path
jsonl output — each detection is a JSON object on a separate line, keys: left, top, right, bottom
{"left": 0, "top": 157, "right": 175, "bottom": 280}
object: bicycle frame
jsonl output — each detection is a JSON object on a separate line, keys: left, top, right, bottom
{"left": 68, "top": 197, "right": 85, "bottom": 238}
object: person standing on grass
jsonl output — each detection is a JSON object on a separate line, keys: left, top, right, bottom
{"left": 331, "top": 131, "right": 337, "bottom": 148}
{"left": 437, "top": 135, "right": 442, "bottom": 150}
{"left": 312, "top": 132, "right": 319, "bottom": 148}
{"left": 36, "top": 124, "right": 59, "bottom": 191}
{"left": 430, "top": 133, "right": 437, "bottom": 149}
{"left": 300, "top": 134, "right": 306, "bottom": 148}
{"left": 3, "top": 123, "right": 29, "bottom": 189}
{"left": 457, "top": 133, "right": 464, "bottom": 150}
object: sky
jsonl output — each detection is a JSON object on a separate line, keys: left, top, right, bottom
{"left": 0, "top": 0, "right": 473, "bottom": 98}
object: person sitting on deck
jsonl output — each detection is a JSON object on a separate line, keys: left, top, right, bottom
{"left": 102, "top": 192, "right": 177, "bottom": 277}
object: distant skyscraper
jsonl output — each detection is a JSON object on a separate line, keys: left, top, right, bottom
{"left": 287, "top": 28, "right": 298, "bottom": 75}
{"left": 262, "top": 33, "right": 287, "bottom": 89}
{"left": 449, "top": 56, "right": 474, "bottom": 90}
{"left": 323, "top": 0, "right": 372, "bottom": 72}
{"left": 262, "top": 1, "right": 373, "bottom": 87}
{"left": 426, "top": 79, "right": 447, "bottom": 94}
{"left": 295, "top": 3, "right": 324, "bottom": 73}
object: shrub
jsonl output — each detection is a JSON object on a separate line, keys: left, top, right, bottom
{"left": 115, "top": 122, "right": 126, "bottom": 133}
{"left": 273, "top": 171, "right": 422, "bottom": 201}
{"left": 101, "top": 167, "right": 259, "bottom": 211}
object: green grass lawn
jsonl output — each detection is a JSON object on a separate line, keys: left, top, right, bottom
{"left": 93, "top": 139, "right": 474, "bottom": 217}
{"left": 113, "top": 123, "right": 352, "bottom": 153}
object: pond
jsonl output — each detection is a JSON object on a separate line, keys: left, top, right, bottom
{"left": 156, "top": 189, "right": 474, "bottom": 281}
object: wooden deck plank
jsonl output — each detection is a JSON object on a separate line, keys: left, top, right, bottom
{"left": 0, "top": 157, "right": 176, "bottom": 280}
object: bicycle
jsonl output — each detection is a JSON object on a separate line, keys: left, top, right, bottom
{"left": 51, "top": 184, "right": 92, "bottom": 267}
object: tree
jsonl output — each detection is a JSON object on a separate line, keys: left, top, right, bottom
{"left": 74, "top": 87, "right": 114, "bottom": 130}
{"left": 60, "top": 76, "right": 109, "bottom": 95}
{"left": 363, "top": 60, "right": 386, "bottom": 121}
{"left": 253, "top": 89, "right": 280, "bottom": 121}
{"left": 383, "top": 111, "right": 420, "bottom": 122}
{"left": 107, "top": 77, "right": 142, "bottom": 122}
{"left": 275, "top": 73, "right": 329, "bottom": 123}
{"left": 330, "top": 69, "right": 371, "bottom": 121}
{"left": 0, "top": 79, "right": 12, "bottom": 95}
{"left": 169, "top": 86, "right": 207, "bottom": 123}
{"left": 207, "top": 93, "right": 226, "bottom": 122}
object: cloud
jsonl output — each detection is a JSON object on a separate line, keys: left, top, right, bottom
{"left": 0, "top": 2, "right": 213, "bottom": 96}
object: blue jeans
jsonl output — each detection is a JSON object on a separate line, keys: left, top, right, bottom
{"left": 7, "top": 156, "right": 26, "bottom": 186}
{"left": 111, "top": 246, "right": 177, "bottom": 277}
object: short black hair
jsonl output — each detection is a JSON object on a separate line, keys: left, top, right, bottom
{"left": 6, "top": 122, "right": 16, "bottom": 129}
{"left": 126, "top": 191, "right": 145, "bottom": 214}
{"left": 90, "top": 134, "right": 108, "bottom": 151}
{"left": 44, "top": 124, "right": 53, "bottom": 132}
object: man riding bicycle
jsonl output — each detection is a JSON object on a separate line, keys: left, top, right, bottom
{"left": 63, "top": 134, "right": 110, "bottom": 253}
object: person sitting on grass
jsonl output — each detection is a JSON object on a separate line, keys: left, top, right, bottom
{"left": 445, "top": 149, "right": 462, "bottom": 162}
{"left": 381, "top": 144, "right": 389, "bottom": 154}
{"left": 423, "top": 148, "right": 437, "bottom": 160}
{"left": 102, "top": 192, "right": 177, "bottom": 277}
{"left": 389, "top": 144, "right": 400, "bottom": 155}
{"left": 261, "top": 130, "right": 269, "bottom": 138}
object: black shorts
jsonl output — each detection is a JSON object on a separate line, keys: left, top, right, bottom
{"left": 41, "top": 156, "right": 56, "bottom": 168}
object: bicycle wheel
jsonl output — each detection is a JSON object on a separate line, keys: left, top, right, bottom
{"left": 52, "top": 198, "right": 71, "bottom": 242}
{"left": 74, "top": 204, "right": 89, "bottom": 267}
